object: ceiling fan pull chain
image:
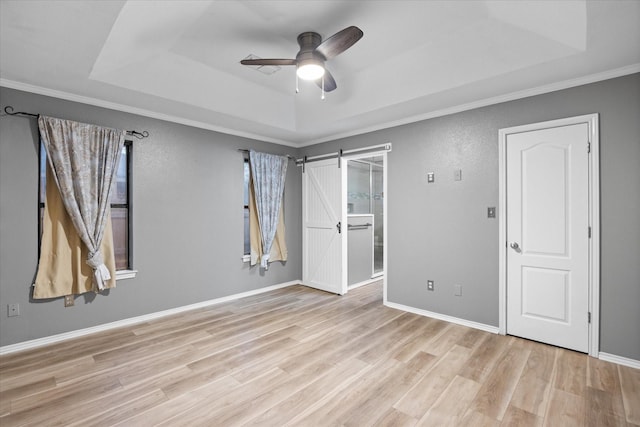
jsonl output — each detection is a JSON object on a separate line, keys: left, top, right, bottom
{"left": 321, "top": 76, "right": 325, "bottom": 100}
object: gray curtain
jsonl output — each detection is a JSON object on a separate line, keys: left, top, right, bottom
{"left": 249, "top": 150, "right": 288, "bottom": 269}
{"left": 38, "top": 115, "right": 125, "bottom": 290}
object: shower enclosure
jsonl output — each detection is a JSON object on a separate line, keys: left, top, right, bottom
{"left": 347, "top": 156, "right": 384, "bottom": 286}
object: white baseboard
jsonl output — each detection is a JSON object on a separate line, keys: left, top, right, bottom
{"left": 385, "top": 302, "right": 640, "bottom": 368}
{"left": 0, "top": 280, "right": 300, "bottom": 355}
{"left": 598, "top": 352, "right": 640, "bottom": 370}
{"left": 385, "top": 301, "right": 500, "bottom": 334}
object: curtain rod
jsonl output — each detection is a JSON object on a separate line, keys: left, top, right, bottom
{"left": 237, "top": 149, "right": 296, "bottom": 161}
{"left": 2, "top": 106, "right": 150, "bottom": 139}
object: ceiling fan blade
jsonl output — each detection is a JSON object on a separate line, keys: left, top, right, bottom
{"left": 240, "top": 59, "right": 296, "bottom": 66}
{"left": 316, "top": 69, "right": 337, "bottom": 92}
{"left": 315, "top": 26, "right": 363, "bottom": 60}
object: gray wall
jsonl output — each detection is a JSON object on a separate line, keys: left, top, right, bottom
{"left": 2, "top": 74, "right": 638, "bottom": 361}
{"left": 301, "top": 73, "right": 640, "bottom": 361}
{"left": 0, "top": 87, "right": 302, "bottom": 347}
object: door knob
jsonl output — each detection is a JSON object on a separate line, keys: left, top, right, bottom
{"left": 510, "top": 242, "right": 520, "bottom": 251}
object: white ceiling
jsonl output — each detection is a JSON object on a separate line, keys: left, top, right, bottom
{"left": 1, "top": 0, "right": 639, "bottom": 146}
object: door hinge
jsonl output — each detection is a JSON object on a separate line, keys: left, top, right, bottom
{"left": 588, "top": 226, "right": 592, "bottom": 238}
{"left": 587, "top": 142, "right": 591, "bottom": 153}
{"left": 588, "top": 312, "right": 592, "bottom": 323}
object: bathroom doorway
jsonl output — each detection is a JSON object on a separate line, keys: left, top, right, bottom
{"left": 346, "top": 155, "right": 384, "bottom": 288}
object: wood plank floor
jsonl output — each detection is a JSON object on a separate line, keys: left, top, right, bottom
{"left": 1, "top": 282, "right": 638, "bottom": 426}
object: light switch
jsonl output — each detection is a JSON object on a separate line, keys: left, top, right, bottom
{"left": 454, "top": 169, "right": 462, "bottom": 181}
{"left": 488, "top": 207, "right": 496, "bottom": 218}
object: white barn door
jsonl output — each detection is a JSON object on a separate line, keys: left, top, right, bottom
{"left": 505, "top": 122, "right": 591, "bottom": 353}
{"left": 302, "top": 158, "right": 344, "bottom": 294}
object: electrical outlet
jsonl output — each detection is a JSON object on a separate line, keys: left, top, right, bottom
{"left": 427, "top": 280, "right": 434, "bottom": 291}
{"left": 64, "top": 295, "right": 74, "bottom": 307}
{"left": 454, "top": 284, "right": 462, "bottom": 296}
{"left": 7, "top": 303, "right": 20, "bottom": 317}
{"left": 488, "top": 207, "right": 496, "bottom": 218}
{"left": 427, "top": 172, "right": 435, "bottom": 183}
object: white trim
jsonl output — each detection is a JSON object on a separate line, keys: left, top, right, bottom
{"left": 0, "top": 280, "right": 300, "bottom": 355}
{"left": 0, "top": 79, "right": 298, "bottom": 148}
{"left": 498, "top": 114, "right": 600, "bottom": 357}
{"left": 299, "top": 64, "right": 640, "bottom": 146}
{"left": 115, "top": 269, "right": 137, "bottom": 280}
{"left": 385, "top": 301, "right": 500, "bottom": 334}
{"left": 588, "top": 117, "right": 601, "bottom": 357}
{"left": 348, "top": 277, "right": 381, "bottom": 290}
{"left": 598, "top": 352, "right": 640, "bottom": 370}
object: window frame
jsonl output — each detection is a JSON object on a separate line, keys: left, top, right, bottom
{"left": 38, "top": 140, "right": 136, "bottom": 279}
{"left": 243, "top": 158, "right": 251, "bottom": 261}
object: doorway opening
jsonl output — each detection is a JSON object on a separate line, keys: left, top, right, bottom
{"left": 302, "top": 143, "right": 389, "bottom": 296}
{"left": 346, "top": 156, "right": 384, "bottom": 288}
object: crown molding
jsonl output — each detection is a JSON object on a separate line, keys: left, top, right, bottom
{"left": 3, "top": 63, "right": 639, "bottom": 149}
{"left": 298, "top": 63, "right": 640, "bottom": 147}
{"left": 0, "top": 78, "right": 299, "bottom": 147}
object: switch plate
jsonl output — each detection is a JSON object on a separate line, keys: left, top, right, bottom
{"left": 454, "top": 284, "right": 462, "bottom": 296}
{"left": 427, "top": 172, "right": 435, "bottom": 183}
{"left": 454, "top": 169, "right": 462, "bottom": 181}
{"left": 427, "top": 280, "right": 434, "bottom": 291}
{"left": 7, "top": 303, "right": 20, "bottom": 317}
{"left": 64, "top": 295, "right": 74, "bottom": 307}
{"left": 488, "top": 207, "right": 496, "bottom": 218}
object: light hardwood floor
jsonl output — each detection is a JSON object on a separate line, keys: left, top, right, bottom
{"left": 1, "top": 282, "right": 638, "bottom": 426}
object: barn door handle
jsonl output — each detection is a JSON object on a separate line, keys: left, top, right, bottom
{"left": 509, "top": 242, "right": 520, "bottom": 252}
{"left": 337, "top": 221, "right": 341, "bottom": 234}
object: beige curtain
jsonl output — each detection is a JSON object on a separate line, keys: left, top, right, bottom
{"left": 249, "top": 175, "right": 287, "bottom": 266}
{"left": 38, "top": 115, "right": 125, "bottom": 290}
{"left": 33, "top": 163, "right": 117, "bottom": 299}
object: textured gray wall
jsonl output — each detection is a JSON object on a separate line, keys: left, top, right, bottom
{"left": 301, "top": 73, "right": 640, "bottom": 361}
{"left": 0, "top": 87, "right": 302, "bottom": 347}
{"left": 2, "top": 74, "right": 638, "bottom": 360}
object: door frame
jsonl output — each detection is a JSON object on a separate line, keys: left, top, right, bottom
{"left": 341, "top": 150, "right": 388, "bottom": 300}
{"left": 498, "top": 114, "right": 600, "bottom": 357}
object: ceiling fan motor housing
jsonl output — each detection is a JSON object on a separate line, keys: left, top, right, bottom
{"left": 296, "top": 32, "right": 326, "bottom": 63}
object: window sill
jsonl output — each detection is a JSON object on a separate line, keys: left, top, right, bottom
{"left": 116, "top": 269, "right": 138, "bottom": 280}
{"left": 242, "top": 255, "right": 251, "bottom": 263}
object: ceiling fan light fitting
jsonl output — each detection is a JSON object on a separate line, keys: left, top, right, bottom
{"left": 297, "top": 61, "right": 325, "bottom": 80}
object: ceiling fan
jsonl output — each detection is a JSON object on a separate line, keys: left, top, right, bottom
{"left": 240, "top": 26, "right": 363, "bottom": 93}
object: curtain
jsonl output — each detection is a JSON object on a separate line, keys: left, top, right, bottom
{"left": 249, "top": 174, "right": 287, "bottom": 266}
{"left": 249, "top": 150, "right": 288, "bottom": 269}
{"left": 33, "top": 162, "right": 117, "bottom": 298}
{"left": 37, "top": 115, "right": 125, "bottom": 291}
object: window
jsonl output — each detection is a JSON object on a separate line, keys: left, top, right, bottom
{"left": 39, "top": 141, "right": 132, "bottom": 271}
{"left": 243, "top": 159, "right": 250, "bottom": 256}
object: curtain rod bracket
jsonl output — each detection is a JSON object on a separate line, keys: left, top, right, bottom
{"left": 126, "top": 130, "right": 149, "bottom": 139}
{"left": 303, "top": 156, "right": 307, "bottom": 173}
{"left": 338, "top": 149, "right": 343, "bottom": 168}
{"left": 3, "top": 105, "right": 38, "bottom": 118}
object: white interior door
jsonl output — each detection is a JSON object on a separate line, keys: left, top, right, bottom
{"left": 302, "top": 158, "right": 344, "bottom": 294}
{"left": 506, "top": 123, "right": 590, "bottom": 352}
